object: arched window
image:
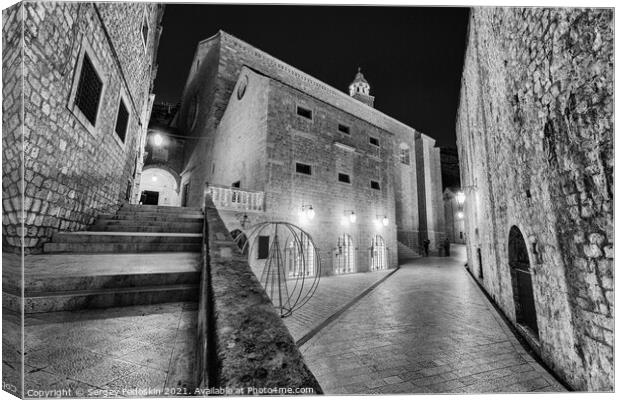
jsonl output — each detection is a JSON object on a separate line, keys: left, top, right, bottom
{"left": 399, "top": 143, "right": 410, "bottom": 165}
{"left": 334, "top": 234, "right": 355, "bottom": 274}
{"left": 286, "top": 235, "right": 315, "bottom": 278}
{"left": 370, "top": 235, "right": 387, "bottom": 271}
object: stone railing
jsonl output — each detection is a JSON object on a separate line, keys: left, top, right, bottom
{"left": 195, "top": 188, "right": 322, "bottom": 394}
{"left": 208, "top": 184, "right": 265, "bottom": 212}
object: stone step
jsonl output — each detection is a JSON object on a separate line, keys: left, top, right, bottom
{"left": 121, "top": 204, "right": 202, "bottom": 213}
{"left": 397, "top": 241, "right": 421, "bottom": 262}
{"left": 116, "top": 211, "right": 204, "bottom": 219}
{"left": 43, "top": 242, "right": 201, "bottom": 253}
{"left": 20, "top": 284, "right": 199, "bottom": 313}
{"left": 91, "top": 222, "right": 202, "bottom": 233}
{"left": 3, "top": 252, "right": 202, "bottom": 313}
{"left": 99, "top": 213, "right": 204, "bottom": 222}
{"left": 51, "top": 231, "right": 202, "bottom": 244}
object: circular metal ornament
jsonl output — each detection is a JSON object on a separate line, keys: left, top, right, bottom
{"left": 235, "top": 221, "right": 321, "bottom": 318}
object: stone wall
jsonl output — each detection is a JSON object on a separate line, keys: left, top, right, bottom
{"left": 2, "top": 4, "right": 23, "bottom": 252}
{"left": 2, "top": 2, "right": 164, "bottom": 252}
{"left": 456, "top": 7, "right": 613, "bottom": 391}
{"left": 198, "top": 196, "right": 322, "bottom": 393}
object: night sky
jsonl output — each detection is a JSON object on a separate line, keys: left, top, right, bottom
{"left": 154, "top": 5, "right": 470, "bottom": 148}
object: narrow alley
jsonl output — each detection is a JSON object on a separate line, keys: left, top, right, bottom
{"left": 299, "top": 245, "right": 567, "bottom": 394}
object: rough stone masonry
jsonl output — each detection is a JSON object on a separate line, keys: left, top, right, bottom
{"left": 2, "top": 2, "right": 164, "bottom": 252}
{"left": 457, "top": 8, "right": 613, "bottom": 391}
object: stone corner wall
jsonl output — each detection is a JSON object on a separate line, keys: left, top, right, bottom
{"left": 200, "top": 195, "right": 322, "bottom": 393}
{"left": 457, "top": 7, "right": 613, "bottom": 391}
{"left": 2, "top": 3, "right": 24, "bottom": 252}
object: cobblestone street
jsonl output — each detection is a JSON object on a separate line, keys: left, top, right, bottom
{"left": 299, "top": 245, "right": 567, "bottom": 394}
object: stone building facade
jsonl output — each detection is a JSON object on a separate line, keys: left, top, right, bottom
{"left": 2, "top": 2, "right": 164, "bottom": 252}
{"left": 166, "top": 31, "right": 444, "bottom": 274}
{"left": 456, "top": 8, "right": 613, "bottom": 391}
{"left": 443, "top": 187, "right": 465, "bottom": 244}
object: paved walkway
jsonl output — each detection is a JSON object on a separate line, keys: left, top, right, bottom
{"left": 23, "top": 302, "right": 196, "bottom": 396}
{"left": 299, "top": 245, "right": 567, "bottom": 394}
{"left": 283, "top": 269, "right": 393, "bottom": 342}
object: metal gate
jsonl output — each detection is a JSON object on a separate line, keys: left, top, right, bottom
{"left": 370, "top": 235, "right": 387, "bottom": 271}
{"left": 334, "top": 234, "right": 355, "bottom": 274}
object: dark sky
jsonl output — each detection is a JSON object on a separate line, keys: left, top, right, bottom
{"left": 154, "top": 5, "right": 470, "bottom": 148}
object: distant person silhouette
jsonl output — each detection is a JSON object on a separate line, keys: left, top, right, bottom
{"left": 423, "top": 239, "right": 430, "bottom": 257}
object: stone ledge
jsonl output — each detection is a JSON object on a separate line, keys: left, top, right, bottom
{"left": 196, "top": 195, "right": 322, "bottom": 394}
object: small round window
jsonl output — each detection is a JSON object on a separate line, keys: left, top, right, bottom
{"left": 237, "top": 75, "right": 249, "bottom": 100}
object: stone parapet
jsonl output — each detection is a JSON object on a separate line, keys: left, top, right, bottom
{"left": 195, "top": 194, "right": 322, "bottom": 394}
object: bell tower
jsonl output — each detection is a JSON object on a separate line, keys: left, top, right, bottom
{"left": 348, "top": 67, "right": 375, "bottom": 108}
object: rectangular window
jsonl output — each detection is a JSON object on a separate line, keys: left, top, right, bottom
{"left": 258, "top": 236, "right": 270, "bottom": 259}
{"left": 338, "top": 173, "right": 351, "bottom": 184}
{"left": 296, "top": 162, "right": 312, "bottom": 175}
{"left": 370, "top": 180, "right": 381, "bottom": 190}
{"left": 232, "top": 181, "right": 241, "bottom": 188}
{"left": 115, "top": 99, "right": 129, "bottom": 142}
{"left": 74, "top": 54, "right": 103, "bottom": 126}
{"left": 338, "top": 124, "right": 350, "bottom": 134}
{"left": 296, "top": 105, "right": 312, "bottom": 120}
{"left": 369, "top": 136, "right": 380, "bottom": 147}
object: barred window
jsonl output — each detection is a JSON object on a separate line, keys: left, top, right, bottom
{"left": 74, "top": 54, "right": 103, "bottom": 125}
{"left": 399, "top": 144, "right": 410, "bottom": 165}
{"left": 115, "top": 99, "right": 129, "bottom": 142}
{"left": 338, "top": 173, "right": 351, "bottom": 184}
{"left": 296, "top": 162, "right": 312, "bottom": 175}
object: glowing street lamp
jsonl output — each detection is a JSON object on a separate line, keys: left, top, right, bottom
{"left": 152, "top": 133, "right": 164, "bottom": 146}
{"left": 455, "top": 191, "right": 466, "bottom": 206}
{"left": 456, "top": 211, "right": 464, "bottom": 219}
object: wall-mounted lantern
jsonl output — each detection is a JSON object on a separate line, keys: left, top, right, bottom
{"left": 301, "top": 204, "right": 315, "bottom": 220}
{"left": 346, "top": 210, "right": 356, "bottom": 223}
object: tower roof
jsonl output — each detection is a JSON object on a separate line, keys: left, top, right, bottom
{"left": 352, "top": 67, "right": 368, "bottom": 85}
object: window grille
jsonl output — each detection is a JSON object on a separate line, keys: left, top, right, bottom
{"left": 115, "top": 100, "right": 129, "bottom": 142}
{"left": 74, "top": 54, "right": 103, "bottom": 125}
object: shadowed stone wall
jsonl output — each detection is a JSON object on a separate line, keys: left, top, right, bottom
{"left": 457, "top": 7, "right": 613, "bottom": 391}
{"left": 2, "top": 2, "right": 164, "bottom": 252}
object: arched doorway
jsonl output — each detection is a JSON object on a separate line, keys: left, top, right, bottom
{"left": 508, "top": 226, "right": 539, "bottom": 338}
{"left": 139, "top": 168, "right": 180, "bottom": 206}
{"left": 334, "top": 234, "right": 355, "bottom": 274}
{"left": 285, "top": 235, "right": 316, "bottom": 278}
{"left": 370, "top": 235, "right": 387, "bottom": 271}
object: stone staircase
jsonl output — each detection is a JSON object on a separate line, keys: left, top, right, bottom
{"left": 397, "top": 241, "right": 421, "bottom": 262}
{"left": 15, "top": 204, "right": 203, "bottom": 313}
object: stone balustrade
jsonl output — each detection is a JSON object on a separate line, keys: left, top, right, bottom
{"left": 208, "top": 184, "right": 265, "bottom": 212}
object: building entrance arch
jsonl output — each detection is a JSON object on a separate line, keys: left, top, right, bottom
{"left": 139, "top": 167, "right": 180, "bottom": 206}
{"left": 370, "top": 235, "right": 387, "bottom": 271}
{"left": 508, "top": 226, "right": 539, "bottom": 338}
{"left": 334, "top": 234, "right": 355, "bottom": 274}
